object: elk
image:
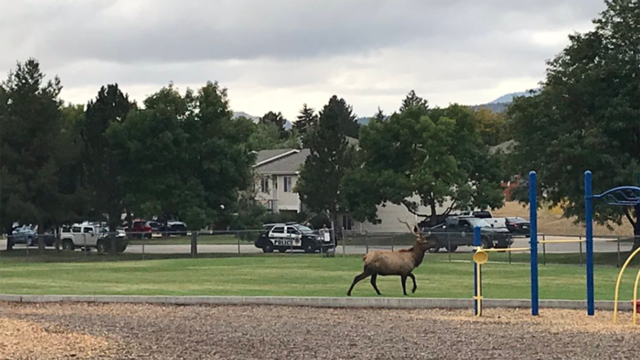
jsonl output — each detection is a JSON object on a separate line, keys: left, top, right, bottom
{"left": 346, "top": 219, "right": 436, "bottom": 296}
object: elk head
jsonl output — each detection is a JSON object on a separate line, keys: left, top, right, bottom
{"left": 398, "top": 218, "right": 436, "bottom": 251}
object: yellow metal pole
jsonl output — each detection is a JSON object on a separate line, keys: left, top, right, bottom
{"left": 538, "top": 239, "right": 586, "bottom": 244}
{"left": 482, "top": 247, "right": 530, "bottom": 253}
{"left": 476, "top": 263, "right": 482, "bottom": 317}
{"left": 633, "top": 267, "right": 640, "bottom": 325}
{"left": 613, "top": 246, "right": 640, "bottom": 323}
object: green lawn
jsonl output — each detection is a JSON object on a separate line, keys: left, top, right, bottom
{"left": 0, "top": 253, "right": 637, "bottom": 301}
{"left": 128, "top": 234, "right": 253, "bottom": 245}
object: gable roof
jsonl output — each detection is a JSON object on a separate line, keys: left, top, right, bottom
{"left": 254, "top": 149, "right": 299, "bottom": 167}
{"left": 254, "top": 149, "right": 310, "bottom": 175}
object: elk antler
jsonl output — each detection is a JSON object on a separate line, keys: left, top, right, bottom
{"left": 397, "top": 218, "right": 419, "bottom": 236}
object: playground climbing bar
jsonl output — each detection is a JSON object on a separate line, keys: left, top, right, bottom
{"left": 529, "top": 171, "right": 539, "bottom": 316}
{"left": 584, "top": 170, "right": 595, "bottom": 316}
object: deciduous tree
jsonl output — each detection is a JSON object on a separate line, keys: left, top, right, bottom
{"left": 508, "top": 0, "right": 640, "bottom": 246}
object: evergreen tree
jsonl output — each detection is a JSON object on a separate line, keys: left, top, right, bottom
{"left": 81, "top": 84, "right": 134, "bottom": 238}
{"left": 400, "top": 90, "right": 429, "bottom": 113}
{"left": 294, "top": 103, "right": 317, "bottom": 135}
{"left": 0, "top": 59, "right": 70, "bottom": 250}
{"left": 295, "top": 95, "right": 357, "bottom": 233}
{"left": 260, "top": 111, "right": 287, "bottom": 138}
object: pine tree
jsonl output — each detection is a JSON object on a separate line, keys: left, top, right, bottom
{"left": 372, "top": 107, "right": 386, "bottom": 123}
{"left": 0, "top": 59, "right": 68, "bottom": 250}
{"left": 295, "top": 95, "right": 357, "bottom": 234}
{"left": 81, "top": 84, "right": 134, "bottom": 237}
{"left": 400, "top": 90, "right": 429, "bottom": 113}
{"left": 294, "top": 103, "right": 317, "bottom": 135}
{"left": 260, "top": 111, "right": 287, "bottom": 137}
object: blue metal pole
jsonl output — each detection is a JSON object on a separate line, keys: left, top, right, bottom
{"left": 529, "top": 171, "right": 539, "bottom": 316}
{"left": 585, "top": 170, "right": 595, "bottom": 316}
{"left": 473, "top": 226, "right": 481, "bottom": 316}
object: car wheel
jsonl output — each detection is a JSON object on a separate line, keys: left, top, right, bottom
{"left": 97, "top": 240, "right": 107, "bottom": 254}
{"left": 303, "top": 242, "right": 317, "bottom": 253}
{"left": 277, "top": 247, "right": 287, "bottom": 253}
{"left": 262, "top": 241, "right": 274, "bottom": 253}
{"left": 444, "top": 244, "right": 458, "bottom": 253}
{"left": 428, "top": 247, "right": 440, "bottom": 253}
{"left": 62, "top": 240, "right": 75, "bottom": 251}
{"left": 482, "top": 238, "right": 493, "bottom": 249}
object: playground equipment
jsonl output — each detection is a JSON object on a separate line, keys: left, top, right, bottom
{"left": 605, "top": 173, "right": 640, "bottom": 324}
{"left": 474, "top": 170, "right": 639, "bottom": 317}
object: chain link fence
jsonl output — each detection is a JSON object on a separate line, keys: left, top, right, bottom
{"left": 1, "top": 228, "right": 638, "bottom": 266}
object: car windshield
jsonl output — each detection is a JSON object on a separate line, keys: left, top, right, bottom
{"left": 467, "top": 218, "right": 491, "bottom": 228}
{"left": 294, "top": 225, "right": 314, "bottom": 234}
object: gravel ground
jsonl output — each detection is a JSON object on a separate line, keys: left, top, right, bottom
{"left": 0, "top": 303, "right": 638, "bottom": 359}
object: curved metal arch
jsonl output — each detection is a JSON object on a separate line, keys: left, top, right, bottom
{"left": 592, "top": 186, "right": 640, "bottom": 206}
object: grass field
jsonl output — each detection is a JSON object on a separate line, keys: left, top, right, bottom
{"left": 128, "top": 234, "right": 250, "bottom": 245}
{"left": 0, "top": 253, "right": 638, "bottom": 301}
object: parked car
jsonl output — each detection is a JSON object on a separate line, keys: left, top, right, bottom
{"left": 146, "top": 220, "right": 167, "bottom": 234}
{"left": 60, "top": 222, "right": 127, "bottom": 252}
{"left": 505, "top": 217, "right": 530, "bottom": 237}
{"left": 424, "top": 216, "right": 513, "bottom": 253}
{"left": 167, "top": 221, "right": 188, "bottom": 236}
{"left": 255, "top": 223, "right": 333, "bottom": 253}
{"left": 125, "top": 219, "right": 152, "bottom": 239}
{"left": 10, "top": 224, "right": 55, "bottom": 247}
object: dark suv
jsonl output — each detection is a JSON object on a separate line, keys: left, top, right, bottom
{"left": 425, "top": 216, "right": 513, "bottom": 252}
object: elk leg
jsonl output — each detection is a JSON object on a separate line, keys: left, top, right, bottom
{"left": 347, "top": 272, "right": 371, "bottom": 296}
{"left": 401, "top": 275, "right": 408, "bottom": 296}
{"left": 370, "top": 274, "right": 382, "bottom": 295}
{"left": 408, "top": 273, "right": 417, "bottom": 293}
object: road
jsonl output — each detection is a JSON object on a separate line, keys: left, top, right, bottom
{"left": 0, "top": 235, "right": 633, "bottom": 256}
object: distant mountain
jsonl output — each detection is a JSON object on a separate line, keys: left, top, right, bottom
{"left": 471, "top": 89, "right": 540, "bottom": 113}
{"left": 232, "top": 111, "right": 292, "bottom": 129}
{"left": 232, "top": 111, "right": 260, "bottom": 123}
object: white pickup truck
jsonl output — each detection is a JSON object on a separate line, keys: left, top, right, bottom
{"left": 60, "top": 222, "right": 127, "bottom": 253}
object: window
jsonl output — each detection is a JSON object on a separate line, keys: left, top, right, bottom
{"left": 82, "top": 227, "right": 93, "bottom": 233}
{"left": 283, "top": 176, "right": 292, "bottom": 192}
{"left": 72, "top": 226, "right": 81, "bottom": 233}
{"left": 342, "top": 215, "right": 353, "bottom": 231}
{"left": 286, "top": 227, "right": 299, "bottom": 235}
{"left": 271, "top": 226, "right": 285, "bottom": 234}
{"left": 261, "top": 177, "right": 270, "bottom": 194}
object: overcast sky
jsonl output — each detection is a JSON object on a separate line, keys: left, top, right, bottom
{"left": 1, "top": 0, "right": 606, "bottom": 120}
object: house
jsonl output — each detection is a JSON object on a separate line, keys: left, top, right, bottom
{"left": 254, "top": 148, "right": 309, "bottom": 216}
{"left": 253, "top": 148, "right": 453, "bottom": 233}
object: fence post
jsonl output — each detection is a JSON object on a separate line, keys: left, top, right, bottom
{"left": 447, "top": 235, "right": 451, "bottom": 263}
{"left": 237, "top": 231, "right": 241, "bottom": 255}
{"left": 529, "top": 170, "right": 539, "bottom": 316}
{"left": 617, "top": 236, "right": 621, "bottom": 268}
{"left": 190, "top": 231, "right": 197, "bottom": 258}
{"left": 542, "top": 234, "right": 546, "bottom": 266}
{"left": 508, "top": 240, "right": 512, "bottom": 264}
{"left": 141, "top": 236, "right": 145, "bottom": 261}
{"left": 365, "top": 231, "right": 369, "bottom": 254}
{"left": 55, "top": 228, "right": 61, "bottom": 252}
{"left": 83, "top": 233, "right": 87, "bottom": 259}
{"left": 579, "top": 236, "right": 583, "bottom": 267}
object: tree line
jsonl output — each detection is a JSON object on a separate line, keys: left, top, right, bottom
{"left": 1, "top": 0, "right": 638, "bottom": 248}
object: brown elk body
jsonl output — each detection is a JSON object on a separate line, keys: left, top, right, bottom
{"left": 346, "top": 220, "right": 436, "bottom": 296}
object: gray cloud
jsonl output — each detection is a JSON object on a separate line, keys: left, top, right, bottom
{"left": 0, "top": 0, "right": 607, "bottom": 118}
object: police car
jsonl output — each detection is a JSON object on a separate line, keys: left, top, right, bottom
{"left": 254, "top": 222, "right": 333, "bottom": 253}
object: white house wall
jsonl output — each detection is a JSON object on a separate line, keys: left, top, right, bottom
{"left": 276, "top": 175, "right": 301, "bottom": 212}
{"left": 355, "top": 195, "right": 454, "bottom": 233}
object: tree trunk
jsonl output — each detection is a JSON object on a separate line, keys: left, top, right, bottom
{"left": 37, "top": 224, "right": 45, "bottom": 254}
{"left": 108, "top": 213, "right": 119, "bottom": 256}
{"left": 632, "top": 204, "right": 640, "bottom": 251}
{"left": 429, "top": 200, "right": 438, "bottom": 227}
{"left": 54, "top": 225, "right": 61, "bottom": 251}
{"left": 5, "top": 224, "right": 14, "bottom": 251}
